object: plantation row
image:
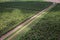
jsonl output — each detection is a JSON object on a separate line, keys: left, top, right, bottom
{"left": 0, "top": 2, "right": 52, "bottom": 37}
{"left": 0, "top": 2, "right": 52, "bottom": 11}
{"left": 11, "top": 4, "right": 60, "bottom": 40}
{"left": 0, "top": 0, "right": 43, "bottom": 2}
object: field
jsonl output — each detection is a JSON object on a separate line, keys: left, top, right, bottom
{"left": 0, "top": 2, "right": 52, "bottom": 37}
{"left": 0, "top": 0, "right": 44, "bottom": 2}
{"left": 10, "top": 3, "right": 60, "bottom": 40}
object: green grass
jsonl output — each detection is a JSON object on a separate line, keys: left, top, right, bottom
{"left": 10, "top": 4, "right": 60, "bottom": 40}
{"left": 0, "top": 2, "right": 52, "bottom": 37}
{"left": 0, "top": 0, "right": 44, "bottom": 3}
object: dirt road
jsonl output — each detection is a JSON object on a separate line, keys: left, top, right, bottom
{"left": 0, "top": 3, "right": 56, "bottom": 40}
{"left": 45, "top": 0, "right": 60, "bottom": 3}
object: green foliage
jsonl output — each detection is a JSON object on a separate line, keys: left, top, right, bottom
{"left": 0, "top": 0, "right": 44, "bottom": 3}
{"left": 0, "top": 2, "right": 52, "bottom": 37}
{"left": 12, "top": 4, "right": 60, "bottom": 40}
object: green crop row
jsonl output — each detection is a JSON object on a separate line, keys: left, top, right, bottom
{"left": 0, "top": 0, "right": 44, "bottom": 3}
{"left": 11, "top": 4, "right": 60, "bottom": 40}
{"left": 0, "top": 2, "right": 52, "bottom": 37}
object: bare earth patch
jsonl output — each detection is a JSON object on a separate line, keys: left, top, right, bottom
{"left": 45, "top": 0, "right": 60, "bottom": 3}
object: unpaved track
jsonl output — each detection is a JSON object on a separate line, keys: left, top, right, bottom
{"left": 0, "top": 3, "right": 56, "bottom": 40}
{"left": 45, "top": 0, "right": 60, "bottom": 3}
